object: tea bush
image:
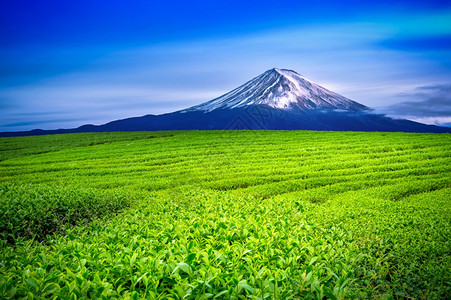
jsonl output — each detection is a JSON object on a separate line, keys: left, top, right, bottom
{"left": 0, "top": 131, "right": 449, "bottom": 299}
{"left": 0, "top": 183, "right": 132, "bottom": 243}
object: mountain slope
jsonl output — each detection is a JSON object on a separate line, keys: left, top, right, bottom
{"left": 184, "top": 68, "right": 367, "bottom": 112}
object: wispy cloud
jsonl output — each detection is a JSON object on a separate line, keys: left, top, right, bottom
{"left": 0, "top": 85, "right": 221, "bottom": 131}
{"left": 380, "top": 34, "right": 451, "bottom": 52}
{"left": 380, "top": 84, "right": 451, "bottom": 125}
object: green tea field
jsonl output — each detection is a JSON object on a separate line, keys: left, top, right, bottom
{"left": 0, "top": 131, "right": 450, "bottom": 299}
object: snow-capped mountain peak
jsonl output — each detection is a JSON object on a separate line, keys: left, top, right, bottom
{"left": 184, "top": 68, "right": 367, "bottom": 112}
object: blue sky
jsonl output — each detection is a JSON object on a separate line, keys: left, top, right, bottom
{"left": 1, "top": 0, "right": 451, "bottom": 131}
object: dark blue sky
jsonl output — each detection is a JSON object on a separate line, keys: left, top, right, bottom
{"left": 1, "top": 0, "right": 451, "bottom": 131}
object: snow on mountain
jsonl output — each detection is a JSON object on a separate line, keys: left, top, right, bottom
{"left": 184, "top": 68, "right": 367, "bottom": 112}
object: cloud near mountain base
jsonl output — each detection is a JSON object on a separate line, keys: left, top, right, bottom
{"left": 380, "top": 84, "right": 451, "bottom": 126}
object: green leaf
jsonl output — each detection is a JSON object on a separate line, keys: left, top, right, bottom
{"left": 325, "top": 291, "right": 338, "bottom": 300}
{"left": 25, "top": 278, "right": 39, "bottom": 289}
{"left": 5, "top": 287, "right": 17, "bottom": 298}
{"left": 162, "top": 276, "right": 176, "bottom": 285}
{"left": 130, "top": 252, "right": 138, "bottom": 266}
{"left": 238, "top": 281, "right": 254, "bottom": 294}
{"left": 177, "top": 262, "right": 192, "bottom": 275}
{"left": 43, "top": 282, "right": 60, "bottom": 294}
{"left": 186, "top": 253, "right": 196, "bottom": 262}
{"left": 136, "top": 272, "right": 148, "bottom": 284}
{"left": 132, "top": 291, "right": 139, "bottom": 300}
{"left": 213, "top": 290, "right": 229, "bottom": 298}
{"left": 242, "top": 249, "right": 252, "bottom": 256}
{"left": 309, "top": 257, "right": 318, "bottom": 265}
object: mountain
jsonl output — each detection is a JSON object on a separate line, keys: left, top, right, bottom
{"left": 184, "top": 68, "right": 367, "bottom": 112}
{"left": 1, "top": 68, "right": 450, "bottom": 137}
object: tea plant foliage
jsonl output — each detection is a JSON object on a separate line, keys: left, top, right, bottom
{"left": 0, "top": 131, "right": 450, "bottom": 299}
